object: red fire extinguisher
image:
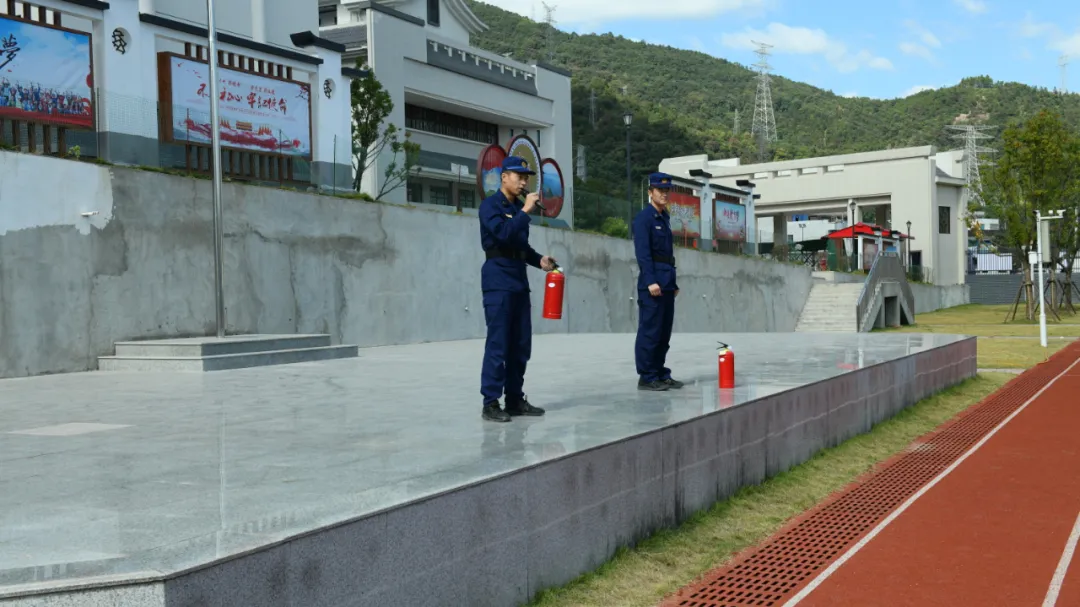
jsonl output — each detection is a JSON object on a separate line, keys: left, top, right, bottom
{"left": 542, "top": 266, "right": 565, "bottom": 320}
{"left": 718, "top": 342, "right": 735, "bottom": 388}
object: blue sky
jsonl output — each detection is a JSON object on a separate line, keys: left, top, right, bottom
{"left": 482, "top": 0, "right": 1080, "bottom": 99}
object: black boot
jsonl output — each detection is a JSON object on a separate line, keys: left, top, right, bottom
{"left": 638, "top": 379, "right": 669, "bottom": 391}
{"left": 505, "top": 396, "right": 545, "bottom": 417}
{"left": 662, "top": 378, "right": 685, "bottom": 389}
{"left": 482, "top": 402, "right": 512, "bottom": 423}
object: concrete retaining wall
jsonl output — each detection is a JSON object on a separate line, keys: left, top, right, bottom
{"left": 813, "top": 271, "right": 970, "bottom": 314}
{"left": 0, "top": 151, "right": 814, "bottom": 379}
{"left": 910, "top": 283, "right": 970, "bottom": 314}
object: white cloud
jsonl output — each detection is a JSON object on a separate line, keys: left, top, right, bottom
{"left": 953, "top": 0, "right": 986, "bottom": 14}
{"left": 901, "top": 84, "right": 936, "bottom": 97}
{"left": 1018, "top": 12, "right": 1058, "bottom": 39}
{"left": 904, "top": 20, "right": 941, "bottom": 48}
{"left": 720, "top": 22, "right": 893, "bottom": 73}
{"left": 900, "top": 42, "right": 936, "bottom": 62}
{"left": 1013, "top": 12, "right": 1080, "bottom": 58}
{"left": 482, "top": 0, "right": 767, "bottom": 24}
{"left": 841, "top": 91, "right": 859, "bottom": 98}
{"left": 1055, "top": 33, "right": 1080, "bottom": 57}
{"left": 899, "top": 21, "right": 940, "bottom": 62}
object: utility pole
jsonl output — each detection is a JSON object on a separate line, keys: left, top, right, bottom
{"left": 1061, "top": 54, "right": 1070, "bottom": 93}
{"left": 1037, "top": 209, "right": 1065, "bottom": 347}
{"left": 589, "top": 89, "right": 597, "bottom": 130}
{"left": 751, "top": 41, "right": 777, "bottom": 162}
{"left": 205, "top": 0, "right": 226, "bottom": 338}
{"left": 946, "top": 124, "right": 996, "bottom": 205}
{"left": 541, "top": 2, "right": 556, "bottom": 62}
{"left": 733, "top": 108, "right": 740, "bottom": 134}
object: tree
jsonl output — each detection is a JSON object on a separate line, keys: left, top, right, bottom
{"left": 1054, "top": 159, "right": 1080, "bottom": 312}
{"left": 349, "top": 65, "right": 420, "bottom": 197}
{"left": 375, "top": 134, "right": 421, "bottom": 201}
{"left": 977, "top": 110, "right": 1079, "bottom": 320}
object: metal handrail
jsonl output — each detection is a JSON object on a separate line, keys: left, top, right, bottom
{"left": 856, "top": 252, "right": 914, "bottom": 331}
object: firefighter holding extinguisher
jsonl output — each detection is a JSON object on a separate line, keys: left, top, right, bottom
{"left": 477, "top": 156, "right": 558, "bottom": 423}
{"left": 632, "top": 172, "right": 683, "bottom": 392}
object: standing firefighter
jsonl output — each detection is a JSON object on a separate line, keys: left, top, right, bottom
{"left": 478, "top": 156, "right": 559, "bottom": 423}
{"left": 632, "top": 172, "right": 683, "bottom": 391}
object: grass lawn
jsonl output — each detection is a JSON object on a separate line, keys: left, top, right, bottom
{"left": 883, "top": 304, "right": 1078, "bottom": 369}
{"left": 527, "top": 373, "right": 1014, "bottom": 607}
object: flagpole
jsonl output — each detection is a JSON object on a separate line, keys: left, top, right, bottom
{"left": 205, "top": 0, "right": 226, "bottom": 338}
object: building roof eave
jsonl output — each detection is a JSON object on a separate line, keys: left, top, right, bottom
{"left": 935, "top": 176, "right": 967, "bottom": 187}
{"left": 446, "top": 0, "right": 489, "bottom": 34}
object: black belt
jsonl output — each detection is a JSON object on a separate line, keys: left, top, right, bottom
{"left": 485, "top": 248, "right": 528, "bottom": 261}
{"left": 653, "top": 256, "right": 676, "bottom": 265}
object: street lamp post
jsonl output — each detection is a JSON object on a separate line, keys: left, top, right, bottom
{"left": 205, "top": 0, "right": 226, "bottom": 338}
{"left": 798, "top": 222, "right": 807, "bottom": 242}
{"left": 848, "top": 200, "right": 858, "bottom": 271}
{"left": 906, "top": 220, "right": 912, "bottom": 269}
{"left": 1036, "top": 209, "right": 1065, "bottom": 348}
{"left": 624, "top": 112, "right": 633, "bottom": 225}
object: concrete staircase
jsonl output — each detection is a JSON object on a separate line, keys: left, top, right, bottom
{"left": 98, "top": 334, "right": 358, "bottom": 372}
{"left": 795, "top": 283, "right": 863, "bottom": 332}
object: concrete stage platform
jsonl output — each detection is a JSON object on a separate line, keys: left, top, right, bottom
{"left": 0, "top": 333, "right": 976, "bottom": 606}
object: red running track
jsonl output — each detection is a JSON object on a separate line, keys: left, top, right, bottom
{"left": 786, "top": 350, "right": 1080, "bottom": 607}
{"left": 660, "top": 343, "right": 1080, "bottom": 607}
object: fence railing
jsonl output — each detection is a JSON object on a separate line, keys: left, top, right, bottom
{"left": 966, "top": 245, "right": 1080, "bottom": 275}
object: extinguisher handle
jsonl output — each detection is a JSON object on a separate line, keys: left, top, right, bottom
{"left": 717, "top": 341, "right": 729, "bottom": 350}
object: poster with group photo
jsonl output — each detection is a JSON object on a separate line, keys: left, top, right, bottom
{"left": 159, "top": 53, "right": 312, "bottom": 157}
{"left": 0, "top": 15, "right": 93, "bottom": 129}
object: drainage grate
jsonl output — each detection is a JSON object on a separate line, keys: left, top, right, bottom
{"left": 661, "top": 343, "right": 1080, "bottom": 607}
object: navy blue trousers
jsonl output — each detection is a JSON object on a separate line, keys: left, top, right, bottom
{"left": 635, "top": 290, "right": 675, "bottom": 382}
{"left": 481, "top": 290, "right": 532, "bottom": 407}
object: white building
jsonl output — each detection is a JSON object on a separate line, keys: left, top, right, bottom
{"left": 769, "top": 217, "right": 846, "bottom": 243}
{"left": 660, "top": 146, "right": 969, "bottom": 286}
{"left": 2, "top": 0, "right": 354, "bottom": 187}
{"left": 318, "top": 0, "right": 574, "bottom": 225}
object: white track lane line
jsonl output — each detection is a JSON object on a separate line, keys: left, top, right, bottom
{"left": 1043, "top": 511, "right": 1080, "bottom": 607}
{"left": 783, "top": 356, "right": 1080, "bottom": 606}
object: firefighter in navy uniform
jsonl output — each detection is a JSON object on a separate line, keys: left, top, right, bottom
{"left": 632, "top": 172, "right": 684, "bottom": 391}
{"left": 477, "top": 156, "right": 559, "bottom": 423}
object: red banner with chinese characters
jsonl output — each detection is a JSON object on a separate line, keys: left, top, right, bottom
{"left": 159, "top": 53, "right": 312, "bottom": 158}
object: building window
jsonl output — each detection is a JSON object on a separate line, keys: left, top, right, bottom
{"left": 427, "top": 0, "right": 440, "bottom": 26}
{"left": 319, "top": 8, "right": 337, "bottom": 26}
{"left": 407, "top": 179, "right": 423, "bottom": 203}
{"left": 431, "top": 185, "right": 451, "bottom": 206}
{"left": 458, "top": 189, "right": 476, "bottom": 209}
{"left": 938, "top": 206, "right": 951, "bottom": 234}
{"left": 404, "top": 104, "right": 499, "bottom": 145}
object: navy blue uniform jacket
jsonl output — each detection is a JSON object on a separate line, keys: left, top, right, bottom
{"left": 478, "top": 190, "right": 543, "bottom": 293}
{"left": 632, "top": 205, "right": 679, "bottom": 292}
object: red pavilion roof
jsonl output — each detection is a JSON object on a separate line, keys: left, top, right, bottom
{"left": 825, "top": 222, "right": 914, "bottom": 241}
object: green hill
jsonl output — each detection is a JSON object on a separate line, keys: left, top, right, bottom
{"left": 465, "top": 0, "right": 1080, "bottom": 198}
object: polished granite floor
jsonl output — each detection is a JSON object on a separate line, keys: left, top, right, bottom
{"left": 0, "top": 332, "right": 966, "bottom": 592}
